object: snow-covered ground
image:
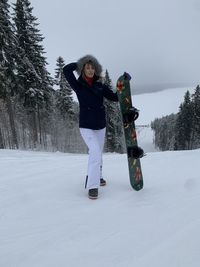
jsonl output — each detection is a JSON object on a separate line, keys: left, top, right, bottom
{"left": 0, "top": 86, "right": 199, "bottom": 267}
{"left": 0, "top": 148, "right": 200, "bottom": 267}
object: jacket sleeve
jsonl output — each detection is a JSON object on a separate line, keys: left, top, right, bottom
{"left": 102, "top": 84, "right": 118, "bottom": 102}
{"left": 63, "top": 63, "right": 79, "bottom": 92}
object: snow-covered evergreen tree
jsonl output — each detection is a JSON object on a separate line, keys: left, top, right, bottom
{"left": 174, "top": 91, "right": 193, "bottom": 150}
{"left": 0, "top": 0, "right": 17, "bottom": 97}
{"left": 13, "top": 0, "right": 54, "bottom": 148}
{"left": 104, "top": 70, "right": 124, "bottom": 153}
{"left": 54, "top": 56, "right": 74, "bottom": 118}
{"left": 51, "top": 56, "right": 84, "bottom": 153}
{"left": 0, "top": 0, "right": 19, "bottom": 148}
{"left": 13, "top": 0, "right": 53, "bottom": 107}
{"left": 191, "top": 85, "right": 200, "bottom": 147}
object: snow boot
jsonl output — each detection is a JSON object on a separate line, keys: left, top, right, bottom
{"left": 88, "top": 188, "right": 98, "bottom": 199}
{"left": 100, "top": 178, "right": 106, "bottom": 186}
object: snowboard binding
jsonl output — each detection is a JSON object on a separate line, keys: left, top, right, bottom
{"left": 123, "top": 107, "right": 139, "bottom": 123}
{"left": 127, "top": 145, "right": 144, "bottom": 159}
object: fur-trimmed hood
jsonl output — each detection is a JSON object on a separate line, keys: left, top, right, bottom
{"left": 76, "top": 55, "right": 102, "bottom": 77}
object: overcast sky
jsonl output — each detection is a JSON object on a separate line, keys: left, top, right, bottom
{"left": 28, "top": 0, "right": 200, "bottom": 86}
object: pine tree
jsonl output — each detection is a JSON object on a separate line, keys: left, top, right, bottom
{"left": 191, "top": 85, "right": 200, "bottom": 147}
{"left": 104, "top": 70, "right": 124, "bottom": 153}
{"left": 54, "top": 56, "right": 74, "bottom": 118}
{"left": 13, "top": 0, "right": 53, "bottom": 107}
{"left": 13, "top": 0, "right": 53, "bottom": 147}
{"left": 0, "top": 0, "right": 19, "bottom": 148}
{"left": 174, "top": 90, "right": 193, "bottom": 150}
{"left": 0, "top": 0, "right": 17, "bottom": 97}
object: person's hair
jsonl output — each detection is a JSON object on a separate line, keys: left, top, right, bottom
{"left": 76, "top": 55, "right": 102, "bottom": 77}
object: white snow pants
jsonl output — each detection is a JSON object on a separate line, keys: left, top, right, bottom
{"left": 80, "top": 128, "right": 106, "bottom": 189}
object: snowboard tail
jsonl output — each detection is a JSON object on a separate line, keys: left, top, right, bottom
{"left": 116, "top": 73, "right": 144, "bottom": 191}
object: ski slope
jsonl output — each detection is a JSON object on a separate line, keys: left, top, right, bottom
{"left": 0, "top": 148, "right": 199, "bottom": 267}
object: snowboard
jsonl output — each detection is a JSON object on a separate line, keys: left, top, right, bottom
{"left": 116, "top": 72, "right": 144, "bottom": 191}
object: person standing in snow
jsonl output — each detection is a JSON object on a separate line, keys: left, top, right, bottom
{"left": 63, "top": 55, "right": 118, "bottom": 199}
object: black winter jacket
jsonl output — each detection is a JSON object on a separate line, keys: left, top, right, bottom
{"left": 63, "top": 63, "right": 118, "bottom": 130}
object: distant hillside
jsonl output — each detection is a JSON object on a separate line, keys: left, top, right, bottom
{"left": 134, "top": 86, "right": 195, "bottom": 152}
{"left": 132, "top": 82, "right": 194, "bottom": 95}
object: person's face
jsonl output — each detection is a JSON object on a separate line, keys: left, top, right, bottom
{"left": 83, "top": 63, "right": 95, "bottom": 78}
